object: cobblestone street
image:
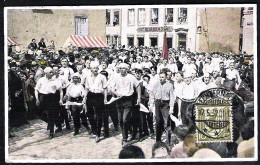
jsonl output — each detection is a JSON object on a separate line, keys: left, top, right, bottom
{"left": 8, "top": 119, "right": 156, "bottom": 160}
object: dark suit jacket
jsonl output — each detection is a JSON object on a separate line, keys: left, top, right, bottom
{"left": 38, "top": 41, "right": 46, "bottom": 49}
{"left": 28, "top": 43, "right": 37, "bottom": 50}
{"left": 220, "top": 68, "right": 227, "bottom": 78}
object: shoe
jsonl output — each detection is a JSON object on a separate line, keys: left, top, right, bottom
{"left": 96, "top": 136, "right": 101, "bottom": 143}
{"left": 66, "top": 124, "right": 71, "bottom": 130}
{"left": 86, "top": 128, "right": 92, "bottom": 135}
{"left": 129, "top": 136, "right": 136, "bottom": 141}
{"left": 122, "top": 140, "right": 128, "bottom": 147}
{"left": 104, "top": 134, "right": 109, "bottom": 138}
{"left": 138, "top": 134, "right": 147, "bottom": 142}
{"left": 49, "top": 133, "right": 54, "bottom": 139}
{"left": 74, "top": 129, "right": 79, "bottom": 136}
{"left": 150, "top": 133, "right": 155, "bottom": 139}
{"left": 55, "top": 128, "right": 62, "bottom": 133}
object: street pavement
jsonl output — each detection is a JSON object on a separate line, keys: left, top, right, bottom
{"left": 8, "top": 119, "right": 157, "bottom": 160}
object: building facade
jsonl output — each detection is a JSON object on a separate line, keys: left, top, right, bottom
{"left": 120, "top": 7, "right": 199, "bottom": 51}
{"left": 7, "top": 9, "right": 106, "bottom": 50}
{"left": 105, "top": 9, "right": 121, "bottom": 47}
{"left": 106, "top": 6, "right": 254, "bottom": 54}
{"left": 241, "top": 7, "right": 254, "bottom": 55}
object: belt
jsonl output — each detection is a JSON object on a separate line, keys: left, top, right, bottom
{"left": 70, "top": 97, "right": 83, "bottom": 102}
{"left": 155, "top": 99, "right": 170, "bottom": 103}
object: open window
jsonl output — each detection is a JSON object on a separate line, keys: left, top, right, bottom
{"left": 151, "top": 8, "right": 158, "bottom": 24}
{"left": 165, "top": 8, "right": 174, "bottom": 23}
{"left": 178, "top": 8, "right": 188, "bottom": 24}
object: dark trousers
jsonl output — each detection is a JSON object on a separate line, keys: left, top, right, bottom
{"left": 180, "top": 100, "right": 194, "bottom": 127}
{"left": 170, "top": 101, "right": 179, "bottom": 132}
{"left": 39, "top": 92, "right": 61, "bottom": 134}
{"left": 117, "top": 96, "right": 133, "bottom": 141}
{"left": 131, "top": 104, "right": 143, "bottom": 138}
{"left": 71, "top": 105, "right": 89, "bottom": 131}
{"left": 60, "top": 88, "right": 70, "bottom": 127}
{"left": 104, "top": 95, "right": 119, "bottom": 135}
{"left": 86, "top": 92, "right": 105, "bottom": 137}
{"left": 155, "top": 100, "right": 171, "bottom": 142}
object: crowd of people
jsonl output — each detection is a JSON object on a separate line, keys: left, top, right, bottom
{"left": 8, "top": 37, "right": 255, "bottom": 158}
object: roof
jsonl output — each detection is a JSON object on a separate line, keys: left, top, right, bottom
{"left": 8, "top": 37, "right": 19, "bottom": 46}
{"left": 64, "top": 35, "right": 108, "bottom": 48}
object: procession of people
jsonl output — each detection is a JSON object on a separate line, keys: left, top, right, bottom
{"left": 8, "top": 37, "right": 255, "bottom": 157}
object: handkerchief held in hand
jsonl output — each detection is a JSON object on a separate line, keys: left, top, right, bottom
{"left": 139, "top": 103, "right": 149, "bottom": 113}
{"left": 105, "top": 96, "right": 121, "bottom": 105}
{"left": 170, "top": 114, "right": 182, "bottom": 126}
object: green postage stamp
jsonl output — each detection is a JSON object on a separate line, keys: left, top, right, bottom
{"left": 195, "top": 88, "right": 234, "bottom": 143}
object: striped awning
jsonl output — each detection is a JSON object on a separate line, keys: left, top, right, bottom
{"left": 7, "top": 37, "right": 19, "bottom": 46}
{"left": 68, "top": 35, "right": 108, "bottom": 48}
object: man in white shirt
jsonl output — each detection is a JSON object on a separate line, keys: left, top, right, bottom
{"left": 105, "top": 63, "right": 141, "bottom": 147}
{"left": 142, "top": 55, "right": 153, "bottom": 69}
{"left": 60, "top": 57, "right": 74, "bottom": 81}
{"left": 131, "top": 56, "right": 143, "bottom": 70}
{"left": 203, "top": 57, "right": 214, "bottom": 75}
{"left": 182, "top": 56, "right": 197, "bottom": 74}
{"left": 35, "top": 67, "right": 63, "bottom": 139}
{"left": 226, "top": 62, "right": 241, "bottom": 89}
{"left": 179, "top": 72, "right": 196, "bottom": 127}
{"left": 64, "top": 73, "right": 87, "bottom": 136}
{"left": 149, "top": 71, "right": 176, "bottom": 145}
{"left": 53, "top": 66, "right": 71, "bottom": 131}
{"left": 85, "top": 61, "right": 108, "bottom": 142}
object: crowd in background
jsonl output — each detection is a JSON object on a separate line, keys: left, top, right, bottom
{"left": 8, "top": 37, "right": 255, "bottom": 158}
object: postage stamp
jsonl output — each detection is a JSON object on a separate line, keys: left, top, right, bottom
{"left": 195, "top": 88, "right": 234, "bottom": 143}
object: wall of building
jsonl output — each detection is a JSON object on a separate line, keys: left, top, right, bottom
{"left": 242, "top": 7, "right": 254, "bottom": 55}
{"left": 120, "top": 7, "right": 198, "bottom": 51}
{"left": 198, "top": 8, "right": 242, "bottom": 53}
{"left": 7, "top": 9, "right": 106, "bottom": 50}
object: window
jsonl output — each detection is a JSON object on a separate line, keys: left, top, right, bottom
{"left": 137, "top": 37, "right": 144, "bottom": 46}
{"left": 178, "top": 8, "right": 187, "bottom": 24}
{"left": 113, "top": 10, "right": 119, "bottom": 26}
{"left": 127, "top": 37, "right": 134, "bottom": 47}
{"left": 138, "top": 8, "right": 146, "bottom": 25}
{"left": 128, "top": 9, "right": 135, "bottom": 25}
{"left": 114, "top": 36, "right": 118, "bottom": 46}
{"left": 106, "top": 10, "right": 111, "bottom": 25}
{"left": 150, "top": 37, "right": 157, "bottom": 47}
{"left": 75, "top": 17, "right": 88, "bottom": 36}
{"left": 167, "top": 38, "right": 172, "bottom": 48}
{"left": 178, "top": 33, "right": 187, "bottom": 50}
{"left": 165, "top": 8, "right": 174, "bottom": 23}
{"left": 106, "top": 36, "right": 110, "bottom": 45}
{"left": 151, "top": 8, "right": 158, "bottom": 24}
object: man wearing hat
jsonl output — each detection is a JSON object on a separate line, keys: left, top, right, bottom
{"left": 25, "top": 71, "right": 36, "bottom": 119}
{"left": 85, "top": 61, "right": 108, "bottom": 142}
{"left": 34, "top": 61, "right": 47, "bottom": 83}
{"left": 35, "top": 67, "right": 63, "bottom": 139}
{"left": 106, "top": 63, "right": 141, "bottom": 147}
